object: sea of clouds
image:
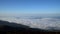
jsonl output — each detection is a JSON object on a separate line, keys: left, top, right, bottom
{"left": 0, "top": 16, "right": 60, "bottom": 30}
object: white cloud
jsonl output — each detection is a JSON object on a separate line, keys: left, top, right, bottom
{"left": 0, "top": 16, "right": 60, "bottom": 30}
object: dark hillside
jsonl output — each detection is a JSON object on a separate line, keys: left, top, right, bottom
{"left": 0, "top": 20, "right": 60, "bottom": 34}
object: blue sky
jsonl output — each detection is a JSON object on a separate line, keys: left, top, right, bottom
{"left": 0, "top": 0, "right": 60, "bottom": 15}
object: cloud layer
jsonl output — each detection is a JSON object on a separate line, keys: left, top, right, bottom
{"left": 0, "top": 16, "right": 60, "bottom": 30}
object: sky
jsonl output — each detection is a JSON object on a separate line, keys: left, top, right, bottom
{"left": 0, "top": 0, "right": 60, "bottom": 15}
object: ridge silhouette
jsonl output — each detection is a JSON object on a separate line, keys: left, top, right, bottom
{"left": 0, "top": 20, "right": 60, "bottom": 34}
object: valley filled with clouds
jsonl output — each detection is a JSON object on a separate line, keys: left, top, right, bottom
{"left": 0, "top": 15, "right": 60, "bottom": 30}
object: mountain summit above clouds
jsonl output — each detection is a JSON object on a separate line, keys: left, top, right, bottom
{"left": 0, "top": 16, "right": 60, "bottom": 31}
{"left": 0, "top": 20, "right": 51, "bottom": 34}
{"left": 0, "top": 16, "right": 60, "bottom": 34}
